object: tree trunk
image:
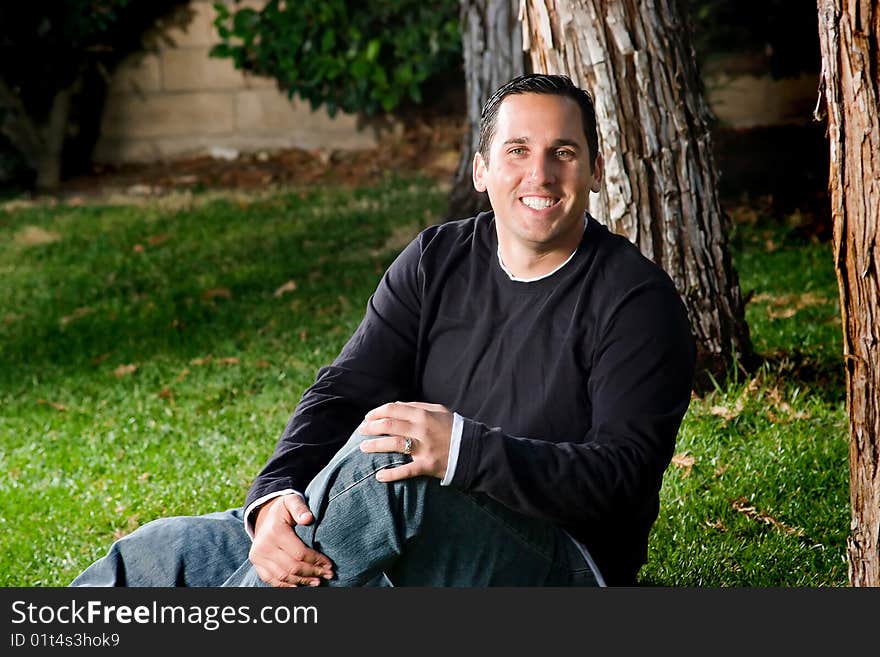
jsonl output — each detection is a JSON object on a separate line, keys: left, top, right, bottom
{"left": 34, "top": 86, "right": 73, "bottom": 192}
{"left": 0, "top": 78, "right": 73, "bottom": 193}
{"left": 520, "top": 0, "right": 753, "bottom": 386}
{"left": 448, "top": 0, "right": 525, "bottom": 219}
{"left": 816, "top": 0, "right": 880, "bottom": 587}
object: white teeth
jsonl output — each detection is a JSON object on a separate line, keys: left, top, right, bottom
{"left": 521, "top": 196, "right": 556, "bottom": 209}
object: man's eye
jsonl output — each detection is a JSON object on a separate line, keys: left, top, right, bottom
{"left": 556, "top": 150, "right": 574, "bottom": 159}
{"left": 509, "top": 147, "right": 527, "bottom": 156}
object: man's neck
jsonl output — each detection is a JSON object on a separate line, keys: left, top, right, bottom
{"left": 496, "top": 219, "right": 586, "bottom": 280}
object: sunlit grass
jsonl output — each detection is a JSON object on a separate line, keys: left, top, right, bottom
{"left": 0, "top": 183, "right": 848, "bottom": 586}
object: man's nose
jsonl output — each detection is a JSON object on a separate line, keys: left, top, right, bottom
{"left": 527, "top": 154, "right": 557, "bottom": 184}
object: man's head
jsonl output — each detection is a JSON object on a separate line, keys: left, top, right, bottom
{"left": 472, "top": 74, "right": 603, "bottom": 266}
{"left": 478, "top": 74, "right": 599, "bottom": 168}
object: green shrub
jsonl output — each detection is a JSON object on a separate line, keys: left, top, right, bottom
{"left": 211, "top": 0, "right": 461, "bottom": 116}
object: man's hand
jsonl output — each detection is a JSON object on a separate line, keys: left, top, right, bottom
{"left": 249, "top": 494, "right": 334, "bottom": 587}
{"left": 358, "top": 401, "right": 454, "bottom": 481}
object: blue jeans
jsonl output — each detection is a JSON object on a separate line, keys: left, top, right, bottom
{"left": 71, "top": 432, "right": 599, "bottom": 587}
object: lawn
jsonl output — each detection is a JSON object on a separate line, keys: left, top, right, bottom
{"left": 0, "top": 179, "right": 848, "bottom": 586}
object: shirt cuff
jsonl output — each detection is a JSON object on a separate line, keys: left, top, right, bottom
{"left": 440, "top": 412, "right": 464, "bottom": 486}
{"left": 243, "top": 489, "right": 302, "bottom": 539}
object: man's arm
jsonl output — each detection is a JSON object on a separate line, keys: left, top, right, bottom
{"left": 245, "top": 233, "right": 425, "bottom": 584}
{"left": 361, "top": 279, "right": 694, "bottom": 550}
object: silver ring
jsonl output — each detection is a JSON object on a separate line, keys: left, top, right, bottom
{"left": 403, "top": 437, "right": 413, "bottom": 455}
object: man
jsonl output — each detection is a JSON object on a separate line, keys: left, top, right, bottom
{"left": 72, "top": 74, "right": 695, "bottom": 588}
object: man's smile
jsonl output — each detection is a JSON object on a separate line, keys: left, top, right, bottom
{"left": 519, "top": 195, "right": 561, "bottom": 210}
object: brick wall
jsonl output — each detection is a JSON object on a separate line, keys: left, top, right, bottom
{"left": 93, "top": 0, "right": 386, "bottom": 164}
{"left": 93, "top": 1, "right": 818, "bottom": 164}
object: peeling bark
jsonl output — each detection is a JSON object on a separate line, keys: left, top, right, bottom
{"left": 817, "top": 0, "right": 880, "bottom": 587}
{"left": 448, "top": 0, "right": 524, "bottom": 219}
{"left": 519, "top": 0, "right": 753, "bottom": 385}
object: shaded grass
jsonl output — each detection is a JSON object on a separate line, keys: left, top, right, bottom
{"left": 641, "top": 221, "right": 848, "bottom": 586}
{"left": 0, "top": 184, "right": 848, "bottom": 586}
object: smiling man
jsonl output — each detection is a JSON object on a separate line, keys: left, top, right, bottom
{"left": 72, "top": 74, "right": 695, "bottom": 589}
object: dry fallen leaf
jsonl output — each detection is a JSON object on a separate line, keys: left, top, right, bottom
{"left": 705, "top": 519, "right": 727, "bottom": 532}
{"left": 60, "top": 306, "right": 93, "bottom": 326}
{"left": 132, "top": 244, "right": 145, "bottom": 253}
{"left": 671, "top": 453, "right": 696, "bottom": 476}
{"left": 191, "top": 356, "right": 213, "bottom": 366}
{"left": 255, "top": 360, "right": 271, "bottom": 369}
{"left": 113, "top": 363, "right": 138, "bottom": 377}
{"left": 202, "top": 287, "right": 232, "bottom": 301}
{"left": 15, "top": 226, "right": 61, "bottom": 246}
{"left": 218, "top": 357, "right": 240, "bottom": 365}
{"left": 752, "top": 292, "right": 827, "bottom": 320}
{"left": 731, "top": 497, "right": 805, "bottom": 537}
{"left": 273, "top": 280, "right": 298, "bottom": 298}
{"left": 147, "top": 233, "right": 171, "bottom": 246}
{"left": 92, "top": 352, "right": 112, "bottom": 365}
{"left": 175, "top": 367, "right": 190, "bottom": 382}
{"left": 37, "top": 399, "right": 67, "bottom": 412}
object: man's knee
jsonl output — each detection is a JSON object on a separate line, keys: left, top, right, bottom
{"left": 316, "top": 432, "right": 412, "bottom": 501}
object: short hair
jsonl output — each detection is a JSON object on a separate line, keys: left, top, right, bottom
{"left": 478, "top": 73, "right": 599, "bottom": 165}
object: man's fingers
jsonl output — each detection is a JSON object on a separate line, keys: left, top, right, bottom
{"left": 359, "top": 435, "right": 413, "bottom": 454}
{"left": 358, "top": 416, "right": 415, "bottom": 438}
{"left": 253, "top": 560, "right": 323, "bottom": 588}
{"left": 398, "top": 401, "right": 447, "bottom": 412}
{"left": 281, "top": 493, "right": 314, "bottom": 525}
{"left": 364, "top": 401, "right": 423, "bottom": 423}
{"left": 375, "top": 462, "right": 421, "bottom": 482}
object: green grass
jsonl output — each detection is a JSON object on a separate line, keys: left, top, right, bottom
{"left": 0, "top": 182, "right": 848, "bottom": 586}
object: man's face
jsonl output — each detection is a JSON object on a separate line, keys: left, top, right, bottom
{"left": 473, "top": 93, "right": 603, "bottom": 255}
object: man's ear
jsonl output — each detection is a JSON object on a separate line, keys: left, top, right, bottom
{"left": 590, "top": 153, "right": 604, "bottom": 193}
{"left": 472, "top": 152, "right": 487, "bottom": 192}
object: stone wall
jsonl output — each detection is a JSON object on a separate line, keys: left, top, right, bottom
{"left": 93, "top": 0, "right": 384, "bottom": 164}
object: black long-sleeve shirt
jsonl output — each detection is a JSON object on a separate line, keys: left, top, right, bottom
{"left": 246, "top": 212, "right": 695, "bottom": 585}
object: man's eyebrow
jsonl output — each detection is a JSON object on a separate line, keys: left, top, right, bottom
{"left": 501, "top": 137, "right": 582, "bottom": 150}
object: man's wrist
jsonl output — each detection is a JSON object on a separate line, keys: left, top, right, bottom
{"left": 440, "top": 412, "right": 465, "bottom": 486}
{"left": 244, "top": 489, "right": 299, "bottom": 538}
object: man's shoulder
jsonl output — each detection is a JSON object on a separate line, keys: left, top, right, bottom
{"left": 416, "top": 213, "right": 491, "bottom": 248}
{"left": 587, "top": 216, "right": 677, "bottom": 291}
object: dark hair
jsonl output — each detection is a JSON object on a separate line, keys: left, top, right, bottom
{"left": 478, "top": 73, "right": 599, "bottom": 165}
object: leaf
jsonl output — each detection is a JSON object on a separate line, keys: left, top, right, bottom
{"left": 60, "top": 306, "right": 93, "bottom": 326}
{"left": 273, "top": 280, "right": 298, "bottom": 298}
{"left": 217, "top": 357, "right": 240, "bottom": 365}
{"left": 37, "top": 399, "right": 67, "bottom": 412}
{"left": 15, "top": 226, "right": 60, "bottom": 246}
{"left": 147, "top": 233, "right": 172, "bottom": 246}
{"left": 112, "top": 364, "right": 138, "bottom": 377}
{"left": 731, "top": 497, "right": 805, "bottom": 537}
{"left": 671, "top": 453, "right": 695, "bottom": 476}
{"left": 202, "top": 287, "right": 232, "bottom": 301}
